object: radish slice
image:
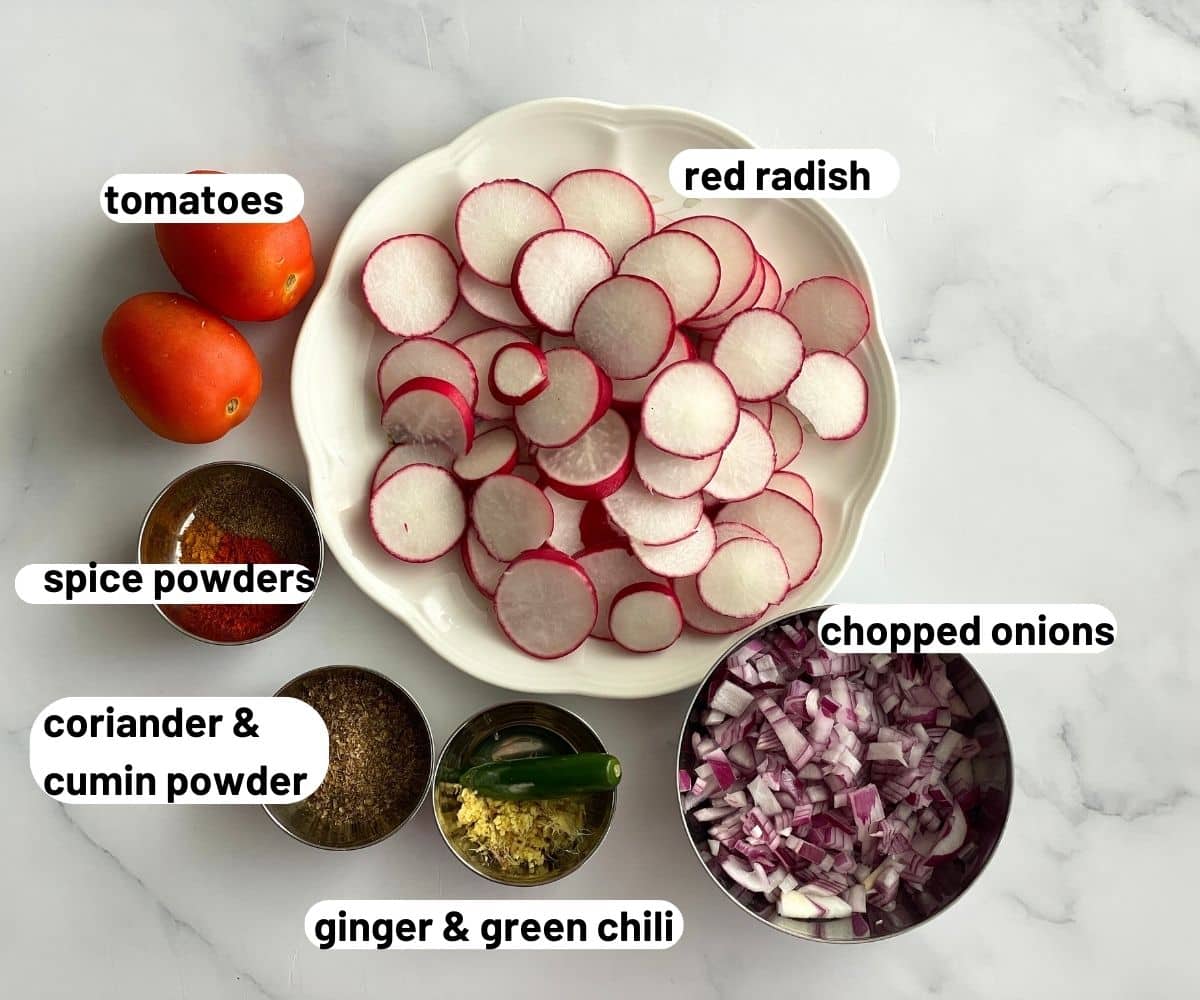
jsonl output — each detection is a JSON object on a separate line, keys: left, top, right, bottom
{"left": 470, "top": 474, "right": 554, "bottom": 561}
{"left": 461, "top": 527, "right": 508, "bottom": 597}
{"left": 743, "top": 399, "right": 772, "bottom": 430}
{"left": 617, "top": 230, "right": 720, "bottom": 321}
{"left": 381, "top": 377, "right": 474, "bottom": 456}
{"left": 602, "top": 476, "right": 704, "bottom": 545}
{"left": 575, "top": 545, "right": 662, "bottom": 640}
{"left": 377, "top": 338, "right": 479, "bottom": 407}
{"left": 579, "top": 501, "right": 626, "bottom": 551}
{"left": 535, "top": 410, "right": 632, "bottom": 500}
{"left": 361, "top": 234, "right": 459, "bottom": 338}
{"left": 672, "top": 576, "right": 758, "bottom": 635}
{"left": 641, "top": 360, "right": 739, "bottom": 458}
{"left": 550, "top": 169, "right": 655, "bottom": 262}
{"left": 767, "top": 471, "right": 814, "bottom": 512}
{"left": 612, "top": 330, "right": 694, "bottom": 408}
{"left": 633, "top": 434, "right": 720, "bottom": 499}
{"left": 455, "top": 327, "right": 529, "bottom": 419}
{"left": 705, "top": 409, "right": 776, "bottom": 502}
{"left": 452, "top": 426, "right": 519, "bottom": 485}
{"left": 545, "top": 489, "right": 586, "bottom": 556}
{"left": 713, "top": 520, "right": 770, "bottom": 545}
{"left": 493, "top": 549, "right": 597, "bottom": 659}
{"left": 697, "top": 536, "right": 788, "bottom": 618}
{"left": 712, "top": 309, "right": 804, "bottom": 402}
{"left": 688, "top": 253, "right": 766, "bottom": 333}
{"left": 780, "top": 275, "right": 871, "bottom": 355}
{"left": 372, "top": 441, "right": 454, "bottom": 492}
{"left": 786, "top": 351, "right": 869, "bottom": 441}
{"left": 455, "top": 179, "right": 563, "bottom": 286}
{"left": 630, "top": 516, "right": 715, "bottom": 578}
{"left": 756, "top": 256, "right": 782, "bottom": 310}
{"left": 572, "top": 275, "right": 674, "bottom": 380}
{"left": 768, "top": 401, "right": 804, "bottom": 468}
{"left": 457, "top": 263, "right": 530, "bottom": 327}
{"left": 716, "top": 490, "right": 823, "bottom": 590}
{"left": 488, "top": 341, "right": 548, "bottom": 406}
{"left": 515, "top": 347, "right": 612, "bottom": 448}
{"left": 665, "top": 216, "right": 756, "bottom": 318}
{"left": 370, "top": 464, "right": 465, "bottom": 563}
{"left": 608, "top": 582, "right": 684, "bottom": 653}
{"left": 512, "top": 229, "right": 613, "bottom": 332}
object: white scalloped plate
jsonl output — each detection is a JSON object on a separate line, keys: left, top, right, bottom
{"left": 292, "top": 98, "right": 898, "bottom": 699}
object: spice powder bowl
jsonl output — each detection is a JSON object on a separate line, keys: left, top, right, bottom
{"left": 265, "top": 665, "right": 434, "bottom": 850}
{"left": 138, "top": 461, "right": 324, "bottom": 645}
{"left": 433, "top": 701, "right": 617, "bottom": 887}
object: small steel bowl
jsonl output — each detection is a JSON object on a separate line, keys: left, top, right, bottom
{"left": 433, "top": 701, "right": 617, "bottom": 887}
{"left": 138, "top": 461, "right": 324, "bottom": 645}
{"left": 264, "top": 665, "right": 434, "bottom": 850}
{"left": 677, "top": 607, "right": 1013, "bottom": 942}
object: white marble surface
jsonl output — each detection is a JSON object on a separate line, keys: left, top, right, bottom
{"left": 2, "top": 1, "right": 1196, "bottom": 996}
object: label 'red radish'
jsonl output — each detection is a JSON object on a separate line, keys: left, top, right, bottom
{"left": 455, "top": 179, "right": 563, "bottom": 286}
{"left": 488, "top": 341, "right": 548, "bottom": 406}
{"left": 370, "top": 464, "right": 466, "bottom": 563}
{"left": 780, "top": 275, "right": 871, "bottom": 355}
{"left": 572, "top": 274, "right": 675, "bottom": 380}
{"left": 377, "top": 338, "right": 479, "bottom": 407}
{"left": 550, "top": 169, "right": 655, "bottom": 262}
{"left": 361, "top": 234, "right": 459, "bottom": 337}
{"left": 515, "top": 348, "right": 612, "bottom": 448}
{"left": 641, "top": 360, "right": 739, "bottom": 458}
{"left": 617, "top": 230, "right": 721, "bottom": 322}
{"left": 785, "top": 351, "right": 869, "bottom": 441}
{"left": 493, "top": 550, "right": 597, "bottom": 659}
{"left": 512, "top": 229, "right": 613, "bottom": 333}
{"left": 381, "top": 377, "right": 474, "bottom": 456}
{"left": 608, "top": 582, "right": 684, "bottom": 653}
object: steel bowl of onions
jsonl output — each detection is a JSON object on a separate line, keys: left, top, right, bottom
{"left": 676, "top": 607, "right": 1013, "bottom": 942}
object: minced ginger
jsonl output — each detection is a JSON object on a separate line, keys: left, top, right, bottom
{"left": 454, "top": 787, "right": 587, "bottom": 873}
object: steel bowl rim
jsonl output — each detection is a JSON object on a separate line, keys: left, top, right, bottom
{"left": 432, "top": 699, "right": 618, "bottom": 887}
{"left": 675, "top": 605, "right": 1015, "bottom": 943}
{"left": 262, "top": 663, "right": 434, "bottom": 851}
{"left": 136, "top": 459, "right": 326, "bottom": 646}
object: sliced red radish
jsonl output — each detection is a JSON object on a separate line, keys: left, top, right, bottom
{"left": 377, "top": 337, "right": 479, "bottom": 407}
{"left": 545, "top": 489, "right": 586, "bottom": 556}
{"left": 713, "top": 520, "right": 770, "bottom": 545}
{"left": 550, "top": 169, "right": 655, "bottom": 262}
{"left": 705, "top": 410, "right": 776, "bottom": 502}
{"left": 697, "top": 535, "right": 788, "bottom": 618}
{"left": 617, "top": 230, "right": 720, "bottom": 321}
{"left": 641, "top": 360, "right": 738, "bottom": 458}
{"left": 630, "top": 516, "right": 715, "bottom": 578}
{"left": 608, "top": 581, "right": 684, "bottom": 653}
{"left": 455, "top": 179, "right": 562, "bottom": 286}
{"left": 535, "top": 410, "right": 631, "bottom": 500}
{"left": 768, "top": 401, "right": 804, "bottom": 468}
{"left": 716, "top": 490, "right": 823, "bottom": 589}
{"left": 539, "top": 330, "right": 576, "bottom": 353}
{"left": 457, "top": 262, "right": 530, "bottom": 327}
{"left": 612, "top": 330, "right": 694, "bottom": 408}
{"left": 665, "top": 216, "right": 756, "bottom": 318}
{"left": 602, "top": 476, "right": 704, "bottom": 544}
{"left": 672, "top": 576, "right": 758, "bottom": 635}
{"left": 575, "top": 544, "right": 662, "bottom": 640}
{"left": 372, "top": 441, "right": 453, "bottom": 493}
{"left": 780, "top": 275, "right": 871, "bottom": 355}
{"left": 634, "top": 434, "right": 720, "bottom": 499}
{"left": 572, "top": 275, "right": 674, "bottom": 379}
{"left": 370, "top": 464, "right": 465, "bottom": 563}
{"left": 687, "top": 253, "right": 766, "bottom": 333}
{"left": 455, "top": 327, "right": 529, "bottom": 419}
{"left": 579, "top": 501, "right": 625, "bottom": 550}
{"left": 452, "top": 426, "right": 519, "bottom": 485}
{"left": 361, "top": 234, "right": 459, "bottom": 337}
{"left": 488, "top": 341, "right": 548, "bottom": 405}
{"left": 785, "top": 351, "right": 869, "bottom": 440}
{"left": 756, "top": 256, "right": 782, "bottom": 310}
{"left": 515, "top": 348, "right": 612, "bottom": 448}
{"left": 743, "top": 399, "right": 772, "bottom": 429}
{"left": 470, "top": 473, "right": 554, "bottom": 561}
{"left": 767, "top": 471, "right": 814, "bottom": 512}
{"left": 493, "top": 549, "right": 596, "bottom": 659}
{"left": 381, "top": 377, "right": 474, "bottom": 456}
{"left": 512, "top": 229, "right": 613, "bottom": 333}
{"left": 711, "top": 309, "right": 804, "bottom": 402}
{"left": 461, "top": 527, "right": 508, "bottom": 597}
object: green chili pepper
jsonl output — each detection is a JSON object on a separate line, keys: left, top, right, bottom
{"left": 458, "top": 753, "right": 621, "bottom": 800}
